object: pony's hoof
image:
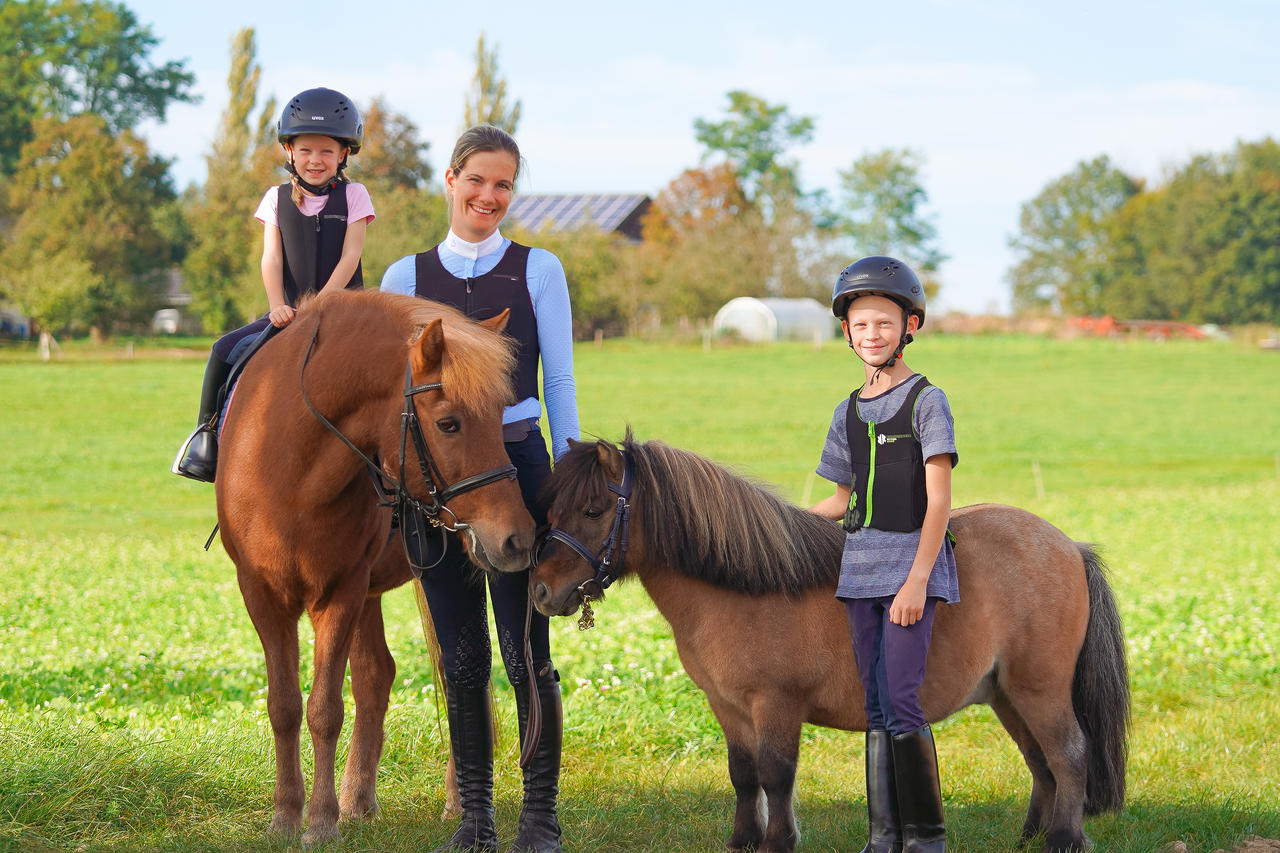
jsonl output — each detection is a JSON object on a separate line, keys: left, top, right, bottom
{"left": 726, "top": 832, "right": 763, "bottom": 851}
{"left": 301, "top": 823, "right": 342, "bottom": 848}
{"left": 1043, "top": 829, "right": 1091, "bottom": 853}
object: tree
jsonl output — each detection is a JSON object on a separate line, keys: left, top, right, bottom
{"left": 0, "top": 114, "right": 175, "bottom": 334}
{"left": 1007, "top": 155, "right": 1141, "bottom": 314}
{"left": 1104, "top": 140, "right": 1280, "bottom": 324}
{"left": 357, "top": 98, "right": 433, "bottom": 192}
{"left": 836, "top": 148, "right": 946, "bottom": 284}
{"left": 0, "top": 0, "right": 196, "bottom": 175}
{"left": 182, "top": 28, "right": 278, "bottom": 332}
{"left": 632, "top": 165, "right": 835, "bottom": 324}
{"left": 693, "top": 90, "right": 815, "bottom": 206}
{"left": 463, "top": 33, "right": 521, "bottom": 134}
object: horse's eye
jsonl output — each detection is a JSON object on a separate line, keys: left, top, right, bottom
{"left": 435, "top": 417, "right": 460, "bottom": 434}
{"left": 583, "top": 507, "right": 603, "bottom": 519}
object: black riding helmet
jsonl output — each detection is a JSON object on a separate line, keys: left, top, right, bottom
{"left": 831, "top": 256, "right": 926, "bottom": 370}
{"left": 277, "top": 87, "right": 363, "bottom": 152}
{"left": 831, "top": 256, "right": 926, "bottom": 326}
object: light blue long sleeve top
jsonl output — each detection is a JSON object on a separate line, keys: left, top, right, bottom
{"left": 380, "top": 229, "right": 580, "bottom": 460}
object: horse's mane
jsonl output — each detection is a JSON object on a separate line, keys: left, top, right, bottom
{"left": 304, "top": 290, "right": 516, "bottom": 416}
{"left": 551, "top": 433, "right": 845, "bottom": 596}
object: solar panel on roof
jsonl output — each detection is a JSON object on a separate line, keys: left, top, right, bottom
{"left": 506, "top": 194, "right": 648, "bottom": 234}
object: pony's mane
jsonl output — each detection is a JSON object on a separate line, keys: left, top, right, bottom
{"left": 550, "top": 434, "right": 845, "bottom": 596}
{"left": 307, "top": 290, "right": 516, "bottom": 415}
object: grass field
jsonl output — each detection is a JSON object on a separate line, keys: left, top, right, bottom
{"left": 0, "top": 332, "right": 1277, "bottom": 852}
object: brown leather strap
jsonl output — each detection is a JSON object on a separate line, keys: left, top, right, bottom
{"left": 518, "top": 573, "right": 541, "bottom": 768}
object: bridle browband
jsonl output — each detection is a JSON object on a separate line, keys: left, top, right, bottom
{"left": 536, "top": 448, "right": 634, "bottom": 628}
{"left": 299, "top": 323, "right": 518, "bottom": 573}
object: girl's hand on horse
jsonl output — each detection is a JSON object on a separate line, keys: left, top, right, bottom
{"left": 890, "top": 581, "right": 926, "bottom": 626}
{"left": 269, "top": 305, "right": 296, "bottom": 328}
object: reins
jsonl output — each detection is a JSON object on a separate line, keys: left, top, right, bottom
{"left": 537, "top": 448, "right": 634, "bottom": 630}
{"left": 299, "top": 322, "right": 517, "bottom": 574}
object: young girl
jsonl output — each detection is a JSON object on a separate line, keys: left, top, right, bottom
{"left": 381, "top": 124, "right": 579, "bottom": 853}
{"left": 172, "top": 87, "right": 374, "bottom": 482}
{"left": 809, "top": 257, "right": 957, "bottom": 853}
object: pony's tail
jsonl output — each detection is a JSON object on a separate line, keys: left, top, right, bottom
{"left": 1072, "top": 544, "right": 1130, "bottom": 814}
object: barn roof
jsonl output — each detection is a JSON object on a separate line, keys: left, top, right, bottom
{"left": 506, "top": 193, "right": 651, "bottom": 240}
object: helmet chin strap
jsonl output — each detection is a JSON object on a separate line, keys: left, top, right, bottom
{"left": 848, "top": 331, "right": 914, "bottom": 385}
{"left": 284, "top": 151, "right": 347, "bottom": 195}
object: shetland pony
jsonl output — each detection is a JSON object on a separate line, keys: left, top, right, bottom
{"left": 532, "top": 436, "right": 1128, "bottom": 853}
{"left": 216, "top": 290, "right": 535, "bottom": 845}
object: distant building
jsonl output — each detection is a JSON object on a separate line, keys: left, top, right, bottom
{"left": 713, "top": 297, "right": 838, "bottom": 343}
{"left": 505, "top": 193, "right": 652, "bottom": 241}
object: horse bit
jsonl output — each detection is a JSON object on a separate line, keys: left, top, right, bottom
{"left": 536, "top": 449, "right": 634, "bottom": 630}
{"left": 299, "top": 324, "right": 518, "bottom": 573}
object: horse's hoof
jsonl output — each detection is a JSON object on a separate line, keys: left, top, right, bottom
{"left": 726, "top": 832, "right": 763, "bottom": 851}
{"left": 339, "top": 793, "right": 380, "bottom": 822}
{"left": 267, "top": 814, "right": 302, "bottom": 837}
{"left": 301, "top": 823, "right": 343, "bottom": 848}
{"left": 339, "top": 802, "right": 379, "bottom": 823}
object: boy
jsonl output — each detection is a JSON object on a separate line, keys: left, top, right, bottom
{"left": 809, "top": 256, "right": 957, "bottom": 853}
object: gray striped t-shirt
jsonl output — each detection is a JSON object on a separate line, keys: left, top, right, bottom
{"left": 815, "top": 375, "right": 960, "bottom": 603}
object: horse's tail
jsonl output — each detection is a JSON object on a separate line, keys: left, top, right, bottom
{"left": 1073, "top": 544, "right": 1129, "bottom": 815}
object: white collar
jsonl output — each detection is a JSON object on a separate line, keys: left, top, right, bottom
{"left": 444, "top": 228, "right": 505, "bottom": 260}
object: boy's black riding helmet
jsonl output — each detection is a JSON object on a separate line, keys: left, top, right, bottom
{"left": 277, "top": 87, "right": 363, "bottom": 153}
{"left": 830, "top": 256, "right": 926, "bottom": 328}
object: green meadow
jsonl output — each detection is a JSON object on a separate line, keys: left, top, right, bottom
{"left": 0, "top": 333, "right": 1277, "bottom": 852}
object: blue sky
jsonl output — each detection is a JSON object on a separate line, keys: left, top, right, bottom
{"left": 129, "top": 0, "right": 1280, "bottom": 314}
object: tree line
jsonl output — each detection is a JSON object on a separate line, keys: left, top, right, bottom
{"left": 1, "top": 1, "right": 1276, "bottom": 340}
{"left": 1008, "top": 147, "right": 1280, "bottom": 325}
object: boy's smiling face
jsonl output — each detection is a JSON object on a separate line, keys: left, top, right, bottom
{"left": 841, "top": 294, "right": 919, "bottom": 366}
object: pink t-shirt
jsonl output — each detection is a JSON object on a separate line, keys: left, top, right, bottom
{"left": 254, "top": 182, "right": 376, "bottom": 226}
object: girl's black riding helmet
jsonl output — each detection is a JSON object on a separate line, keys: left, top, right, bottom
{"left": 277, "top": 87, "right": 363, "bottom": 153}
{"left": 830, "top": 256, "right": 926, "bottom": 327}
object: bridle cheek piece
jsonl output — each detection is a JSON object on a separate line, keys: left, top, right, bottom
{"left": 300, "top": 325, "right": 517, "bottom": 574}
{"left": 536, "top": 449, "right": 634, "bottom": 629}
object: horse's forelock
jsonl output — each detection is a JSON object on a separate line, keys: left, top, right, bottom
{"left": 401, "top": 297, "right": 516, "bottom": 415}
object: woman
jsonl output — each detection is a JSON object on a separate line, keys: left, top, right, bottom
{"left": 381, "top": 124, "right": 579, "bottom": 853}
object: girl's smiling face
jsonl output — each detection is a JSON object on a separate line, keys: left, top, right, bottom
{"left": 286, "top": 133, "right": 347, "bottom": 188}
{"left": 445, "top": 150, "right": 518, "bottom": 242}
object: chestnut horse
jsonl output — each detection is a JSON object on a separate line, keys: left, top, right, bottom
{"left": 216, "top": 290, "right": 535, "bottom": 845}
{"left": 532, "top": 436, "right": 1128, "bottom": 853}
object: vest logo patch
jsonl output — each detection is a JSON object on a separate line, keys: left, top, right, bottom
{"left": 323, "top": 215, "right": 347, "bottom": 222}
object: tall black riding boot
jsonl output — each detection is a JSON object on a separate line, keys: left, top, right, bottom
{"left": 171, "top": 353, "right": 232, "bottom": 483}
{"left": 507, "top": 662, "right": 562, "bottom": 853}
{"left": 891, "top": 725, "right": 946, "bottom": 853}
{"left": 435, "top": 683, "right": 499, "bottom": 853}
{"left": 861, "top": 730, "right": 903, "bottom": 853}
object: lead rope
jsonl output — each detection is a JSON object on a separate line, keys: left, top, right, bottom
{"left": 518, "top": 574, "right": 541, "bottom": 769}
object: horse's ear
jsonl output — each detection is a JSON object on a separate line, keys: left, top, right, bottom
{"left": 566, "top": 437, "right": 581, "bottom": 451}
{"left": 411, "top": 318, "right": 445, "bottom": 375}
{"left": 595, "top": 439, "right": 623, "bottom": 480}
{"left": 477, "top": 309, "right": 510, "bottom": 334}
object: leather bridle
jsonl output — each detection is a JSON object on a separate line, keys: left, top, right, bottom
{"left": 299, "top": 324, "right": 518, "bottom": 573}
{"left": 536, "top": 448, "right": 633, "bottom": 626}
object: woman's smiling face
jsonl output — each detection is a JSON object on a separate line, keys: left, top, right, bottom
{"left": 445, "top": 149, "right": 518, "bottom": 242}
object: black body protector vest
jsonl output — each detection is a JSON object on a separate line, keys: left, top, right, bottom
{"left": 844, "top": 375, "right": 953, "bottom": 533}
{"left": 413, "top": 242, "right": 539, "bottom": 403}
{"left": 276, "top": 183, "right": 363, "bottom": 306}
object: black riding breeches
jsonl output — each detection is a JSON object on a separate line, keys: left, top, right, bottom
{"left": 419, "top": 429, "right": 551, "bottom": 689}
{"left": 212, "top": 315, "right": 273, "bottom": 361}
